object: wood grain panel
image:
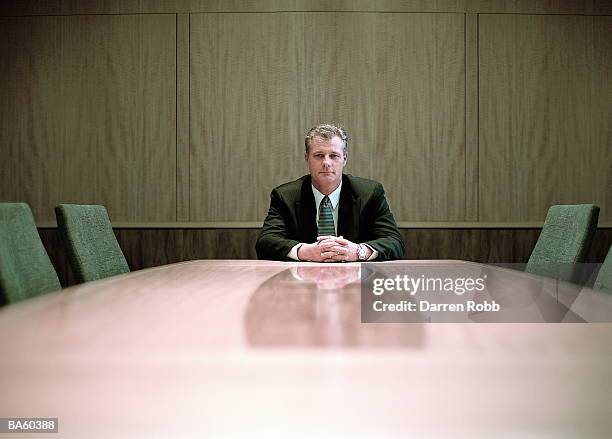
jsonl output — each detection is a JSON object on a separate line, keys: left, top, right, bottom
{"left": 0, "top": 15, "right": 176, "bottom": 222}
{"left": 465, "top": 13, "right": 479, "bottom": 221}
{"left": 2, "top": 1, "right": 612, "bottom": 15}
{"left": 177, "top": 13, "right": 190, "bottom": 221}
{"left": 403, "top": 228, "right": 612, "bottom": 263}
{"left": 305, "top": 12, "right": 465, "bottom": 221}
{"left": 558, "top": 16, "right": 612, "bottom": 220}
{"left": 190, "top": 12, "right": 465, "bottom": 222}
{"left": 404, "top": 229, "right": 546, "bottom": 263}
{"left": 190, "top": 13, "right": 304, "bottom": 222}
{"left": 479, "top": 14, "right": 612, "bottom": 222}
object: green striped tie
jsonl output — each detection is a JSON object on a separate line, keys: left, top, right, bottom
{"left": 318, "top": 195, "right": 335, "bottom": 236}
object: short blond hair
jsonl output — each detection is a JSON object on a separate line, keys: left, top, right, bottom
{"left": 304, "top": 123, "right": 348, "bottom": 153}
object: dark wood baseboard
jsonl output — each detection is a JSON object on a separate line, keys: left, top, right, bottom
{"left": 403, "top": 229, "right": 612, "bottom": 263}
{"left": 39, "top": 228, "right": 612, "bottom": 288}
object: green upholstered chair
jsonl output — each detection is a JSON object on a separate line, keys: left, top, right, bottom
{"left": 0, "top": 203, "right": 61, "bottom": 303}
{"left": 525, "top": 204, "right": 599, "bottom": 283}
{"left": 594, "top": 245, "right": 612, "bottom": 294}
{"left": 55, "top": 204, "right": 129, "bottom": 284}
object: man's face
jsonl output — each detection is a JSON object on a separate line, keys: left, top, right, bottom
{"left": 305, "top": 135, "right": 347, "bottom": 192}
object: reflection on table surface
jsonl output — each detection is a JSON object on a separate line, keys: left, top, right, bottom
{"left": 1, "top": 260, "right": 611, "bottom": 438}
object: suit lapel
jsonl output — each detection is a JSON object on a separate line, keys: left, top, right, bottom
{"left": 296, "top": 176, "right": 317, "bottom": 242}
{"left": 337, "top": 175, "right": 360, "bottom": 240}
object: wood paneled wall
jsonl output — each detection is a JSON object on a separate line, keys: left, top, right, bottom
{"left": 479, "top": 14, "right": 612, "bottom": 221}
{"left": 0, "top": 14, "right": 177, "bottom": 222}
{"left": 190, "top": 12, "right": 466, "bottom": 222}
{"left": 1, "top": 2, "right": 611, "bottom": 226}
{"left": 2, "top": 1, "right": 612, "bottom": 15}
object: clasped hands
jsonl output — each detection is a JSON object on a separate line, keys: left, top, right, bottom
{"left": 297, "top": 235, "right": 370, "bottom": 262}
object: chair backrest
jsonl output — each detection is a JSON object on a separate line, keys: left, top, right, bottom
{"left": 55, "top": 204, "right": 129, "bottom": 283}
{"left": 525, "top": 204, "right": 599, "bottom": 282}
{"left": 594, "top": 245, "right": 612, "bottom": 294}
{"left": 0, "top": 203, "right": 61, "bottom": 303}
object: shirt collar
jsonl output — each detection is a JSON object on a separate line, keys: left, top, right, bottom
{"left": 312, "top": 181, "right": 342, "bottom": 210}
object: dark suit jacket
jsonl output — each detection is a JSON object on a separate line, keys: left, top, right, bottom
{"left": 256, "top": 174, "right": 405, "bottom": 261}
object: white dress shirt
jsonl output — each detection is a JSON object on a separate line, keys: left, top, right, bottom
{"left": 287, "top": 182, "right": 378, "bottom": 261}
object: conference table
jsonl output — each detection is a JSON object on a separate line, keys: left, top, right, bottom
{"left": 1, "top": 260, "right": 612, "bottom": 438}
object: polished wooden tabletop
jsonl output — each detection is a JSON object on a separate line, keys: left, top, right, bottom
{"left": 1, "top": 260, "right": 611, "bottom": 438}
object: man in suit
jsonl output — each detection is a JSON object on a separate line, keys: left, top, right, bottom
{"left": 256, "top": 123, "right": 404, "bottom": 262}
